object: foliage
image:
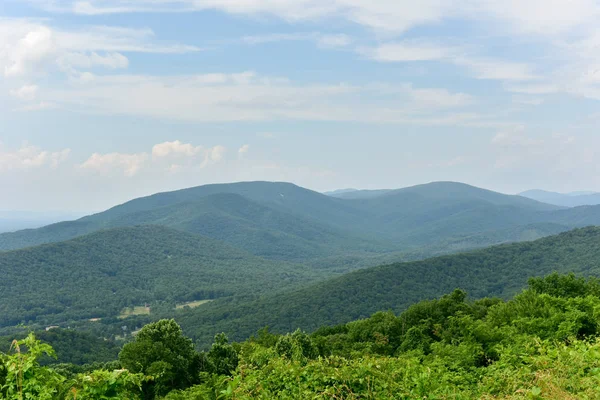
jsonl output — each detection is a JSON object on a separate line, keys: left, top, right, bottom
{"left": 0, "top": 329, "right": 121, "bottom": 366}
{"left": 0, "top": 225, "right": 322, "bottom": 329}
{"left": 119, "top": 319, "right": 201, "bottom": 399}
{"left": 176, "top": 227, "right": 600, "bottom": 346}
{"left": 0, "top": 334, "right": 65, "bottom": 400}
{"left": 3, "top": 275, "right": 600, "bottom": 398}
{"left": 204, "top": 334, "right": 238, "bottom": 376}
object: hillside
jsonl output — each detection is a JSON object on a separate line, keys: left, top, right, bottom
{"left": 521, "top": 189, "right": 600, "bottom": 207}
{"left": 0, "top": 225, "right": 321, "bottom": 329}
{"left": 0, "top": 181, "right": 582, "bottom": 259}
{"left": 0, "top": 192, "right": 384, "bottom": 263}
{"left": 175, "top": 227, "right": 600, "bottom": 344}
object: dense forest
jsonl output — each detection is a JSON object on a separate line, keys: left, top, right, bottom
{"left": 0, "top": 225, "right": 323, "bottom": 329}
{"left": 170, "top": 227, "right": 600, "bottom": 345}
{"left": 2, "top": 273, "right": 600, "bottom": 399}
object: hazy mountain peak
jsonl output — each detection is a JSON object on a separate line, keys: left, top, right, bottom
{"left": 520, "top": 189, "right": 600, "bottom": 208}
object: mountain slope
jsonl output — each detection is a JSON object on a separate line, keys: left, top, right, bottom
{"left": 0, "top": 192, "right": 384, "bottom": 262}
{"left": 1, "top": 181, "right": 598, "bottom": 266}
{"left": 176, "top": 227, "right": 600, "bottom": 344}
{"left": 0, "top": 225, "right": 321, "bottom": 328}
{"left": 520, "top": 189, "right": 600, "bottom": 207}
{"left": 83, "top": 181, "right": 363, "bottom": 229}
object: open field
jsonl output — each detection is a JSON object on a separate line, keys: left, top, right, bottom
{"left": 176, "top": 300, "right": 213, "bottom": 309}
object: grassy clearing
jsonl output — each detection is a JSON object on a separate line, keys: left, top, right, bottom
{"left": 175, "top": 300, "right": 213, "bottom": 309}
{"left": 119, "top": 306, "right": 150, "bottom": 319}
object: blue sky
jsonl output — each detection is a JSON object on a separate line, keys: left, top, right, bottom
{"left": 2, "top": 0, "right": 600, "bottom": 212}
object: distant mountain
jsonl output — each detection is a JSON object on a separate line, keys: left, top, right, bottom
{"left": 0, "top": 211, "right": 87, "bottom": 233}
{"left": 520, "top": 189, "right": 600, "bottom": 207}
{"left": 0, "top": 225, "right": 322, "bottom": 328}
{"left": 177, "top": 227, "right": 600, "bottom": 344}
{"left": 326, "top": 189, "right": 393, "bottom": 199}
{"left": 323, "top": 188, "right": 359, "bottom": 196}
{"left": 2, "top": 181, "right": 599, "bottom": 264}
{"left": 0, "top": 193, "right": 381, "bottom": 262}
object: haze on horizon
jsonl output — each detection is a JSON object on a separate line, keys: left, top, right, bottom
{"left": 2, "top": 0, "right": 600, "bottom": 212}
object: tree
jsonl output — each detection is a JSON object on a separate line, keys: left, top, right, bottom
{"left": 205, "top": 333, "right": 238, "bottom": 376}
{"left": 119, "top": 319, "right": 200, "bottom": 399}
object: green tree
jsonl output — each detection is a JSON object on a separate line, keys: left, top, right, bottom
{"left": 0, "top": 334, "right": 65, "bottom": 400}
{"left": 205, "top": 333, "right": 238, "bottom": 376}
{"left": 119, "top": 319, "right": 201, "bottom": 399}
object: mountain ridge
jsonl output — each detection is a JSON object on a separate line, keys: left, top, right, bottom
{"left": 175, "top": 226, "right": 600, "bottom": 344}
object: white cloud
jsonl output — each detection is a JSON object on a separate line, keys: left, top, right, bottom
{"left": 80, "top": 152, "right": 148, "bottom": 177}
{"left": 365, "top": 41, "right": 457, "bottom": 62}
{"left": 505, "top": 83, "right": 561, "bottom": 95}
{"left": 0, "top": 144, "right": 70, "bottom": 172}
{"left": 241, "top": 32, "right": 352, "bottom": 49}
{"left": 204, "top": 145, "right": 226, "bottom": 166}
{"left": 38, "top": 71, "right": 488, "bottom": 124}
{"left": 152, "top": 140, "right": 203, "bottom": 158}
{"left": 2, "top": 26, "right": 56, "bottom": 77}
{"left": 238, "top": 144, "right": 250, "bottom": 155}
{"left": 81, "top": 142, "right": 230, "bottom": 176}
{"left": 473, "top": 0, "right": 600, "bottom": 36}
{"left": 26, "top": 0, "right": 600, "bottom": 40}
{"left": 58, "top": 52, "right": 129, "bottom": 70}
{"left": 453, "top": 58, "right": 539, "bottom": 81}
{"left": 365, "top": 42, "right": 538, "bottom": 82}
{"left": 10, "top": 85, "right": 39, "bottom": 101}
{"left": 0, "top": 18, "right": 200, "bottom": 79}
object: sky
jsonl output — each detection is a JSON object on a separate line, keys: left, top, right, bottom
{"left": 2, "top": 0, "right": 600, "bottom": 212}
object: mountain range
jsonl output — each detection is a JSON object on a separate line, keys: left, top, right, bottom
{"left": 2, "top": 181, "right": 597, "bottom": 260}
{"left": 520, "top": 189, "right": 600, "bottom": 208}
{"left": 2, "top": 180, "right": 600, "bottom": 340}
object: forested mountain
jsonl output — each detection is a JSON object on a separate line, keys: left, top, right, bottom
{"left": 175, "top": 227, "right": 600, "bottom": 345}
{"left": 2, "top": 181, "right": 597, "bottom": 262}
{"left": 0, "top": 225, "right": 322, "bottom": 328}
{"left": 3, "top": 181, "right": 600, "bottom": 341}
{"left": 0, "top": 193, "right": 381, "bottom": 262}
{"left": 521, "top": 189, "right": 600, "bottom": 207}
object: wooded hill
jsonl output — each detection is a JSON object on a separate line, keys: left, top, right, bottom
{"left": 3, "top": 181, "right": 600, "bottom": 264}
{"left": 0, "top": 225, "right": 321, "bottom": 329}
{"left": 174, "top": 227, "right": 600, "bottom": 345}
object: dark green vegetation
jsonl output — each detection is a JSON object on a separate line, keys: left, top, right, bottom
{"left": 4, "top": 274, "right": 600, "bottom": 399}
{"left": 0, "top": 225, "right": 320, "bottom": 329}
{"left": 0, "top": 329, "right": 120, "bottom": 365}
{"left": 174, "top": 227, "right": 600, "bottom": 345}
